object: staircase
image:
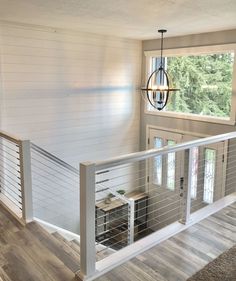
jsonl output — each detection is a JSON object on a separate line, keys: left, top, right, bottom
{"left": 0, "top": 202, "right": 114, "bottom": 281}
{"left": 1, "top": 130, "right": 236, "bottom": 281}
{"left": 0, "top": 204, "right": 80, "bottom": 281}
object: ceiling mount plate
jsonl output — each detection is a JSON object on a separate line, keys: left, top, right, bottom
{"left": 158, "top": 29, "right": 167, "bottom": 33}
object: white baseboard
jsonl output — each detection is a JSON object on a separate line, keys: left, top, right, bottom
{"left": 34, "top": 217, "right": 81, "bottom": 242}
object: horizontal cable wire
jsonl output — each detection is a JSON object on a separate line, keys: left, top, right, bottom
{"left": 97, "top": 211, "right": 182, "bottom": 254}
{"left": 31, "top": 148, "right": 79, "bottom": 176}
{"left": 190, "top": 201, "right": 208, "bottom": 211}
{"left": 0, "top": 179, "right": 22, "bottom": 197}
{"left": 0, "top": 173, "right": 21, "bottom": 191}
{"left": 31, "top": 156, "right": 79, "bottom": 181}
{"left": 31, "top": 161, "right": 78, "bottom": 186}
{"left": 32, "top": 181, "right": 76, "bottom": 199}
{"left": 98, "top": 142, "right": 233, "bottom": 181}
{"left": 96, "top": 161, "right": 231, "bottom": 221}
{"left": 32, "top": 174, "right": 77, "bottom": 195}
{"left": 100, "top": 152, "right": 225, "bottom": 188}
{"left": 32, "top": 186, "right": 78, "bottom": 206}
{"left": 33, "top": 198, "right": 78, "bottom": 215}
{"left": 32, "top": 169, "right": 78, "bottom": 192}
{"left": 0, "top": 142, "right": 19, "bottom": 153}
{"left": 33, "top": 199, "right": 78, "bottom": 217}
{"left": 96, "top": 196, "right": 181, "bottom": 232}
{"left": 0, "top": 151, "right": 21, "bottom": 167}
{"left": 96, "top": 154, "right": 230, "bottom": 204}
{"left": 225, "top": 186, "right": 236, "bottom": 193}
{"left": 0, "top": 185, "right": 22, "bottom": 202}
{"left": 0, "top": 168, "right": 21, "bottom": 186}
{"left": 0, "top": 163, "right": 21, "bottom": 180}
{"left": 0, "top": 191, "right": 22, "bottom": 209}
{"left": 95, "top": 189, "right": 180, "bottom": 222}
{"left": 0, "top": 146, "right": 20, "bottom": 160}
{"left": 97, "top": 143, "right": 229, "bottom": 181}
{"left": 96, "top": 203, "right": 182, "bottom": 246}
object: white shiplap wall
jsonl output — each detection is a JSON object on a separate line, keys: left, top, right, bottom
{"left": 0, "top": 23, "right": 141, "bottom": 167}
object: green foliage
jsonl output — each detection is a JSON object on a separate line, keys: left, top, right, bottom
{"left": 116, "top": 189, "right": 125, "bottom": 195}
{"left": 165, "top": 53, "right": 234, "bottom": 118}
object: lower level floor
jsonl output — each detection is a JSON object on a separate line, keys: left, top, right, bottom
{"left": 0, "top": 201, "right": 235, "bottom": 281}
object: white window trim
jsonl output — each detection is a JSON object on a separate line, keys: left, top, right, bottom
{"left": 144, "top": 43, "right": 236, "bottom": 125}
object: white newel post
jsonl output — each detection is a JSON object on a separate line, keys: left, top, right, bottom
{"left": 78, "top": 162, "right": 96, "bottom": 280}
{"left": 19, "top": 140, "right": 33, "bottom": 223}
{"left": 180, "top": 148, "right": 192, "bottom": 224}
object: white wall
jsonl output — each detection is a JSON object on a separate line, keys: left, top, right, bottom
{"left": 0, "top": 22, "right": 141, "bottom": 232}
{"left": 0, "top": 22, "right": 141, "bottom": 167}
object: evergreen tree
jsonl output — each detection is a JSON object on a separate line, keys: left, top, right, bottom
{"left": 165, "top": 53, "right": 234, "bottom": 118}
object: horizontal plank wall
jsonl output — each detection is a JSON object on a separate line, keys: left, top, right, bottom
{"left": 0, "top": 22, "right": 141, "bottom": 166}
{"left": 0, "top": 22, "right": 141, "bottom": 232}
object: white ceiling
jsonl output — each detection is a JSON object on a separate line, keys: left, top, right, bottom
{"left": 0, "top": 0, "right": 236, "bottom": 40}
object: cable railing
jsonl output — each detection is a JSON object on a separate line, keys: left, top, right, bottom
{"left": 30, "top": 143, "right": 80, "bottom": 234}
{"left": 1, "top": 129, "right": 236, "bottom": 281}
{"left": 78, "top": 132, "right": 236, "bottom": 281}
{"left": 0, "top": 131, "right": 32, "bottom": 224}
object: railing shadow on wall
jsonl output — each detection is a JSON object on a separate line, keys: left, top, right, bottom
{"left": 30, "top": 143, "right": 80, "bottom": 233}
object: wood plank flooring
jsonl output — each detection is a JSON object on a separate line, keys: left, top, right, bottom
{"left": 0, "top": 202, "right": 235, "bottom": 281}
{"left": 0, "top": 204, "right": 77, "bottom": 281}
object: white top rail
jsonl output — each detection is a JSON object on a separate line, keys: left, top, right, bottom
{"left": 95, "top": 132, "right": 236, "bottom": 171}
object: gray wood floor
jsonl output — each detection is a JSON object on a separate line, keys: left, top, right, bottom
{"left": 0, "top": 202, "right": 235, "bottom": 281}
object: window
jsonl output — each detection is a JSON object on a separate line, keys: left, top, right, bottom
{"left": 190, "top": 147, "right": 199, "bottom": 199}
{"left": 152, "top": 137, "right": 176, "bottom": 190}
{"left": 167, "top": 140, "right": 176, "bottom": 190}
{"left": 150, "top": 129, "right": 182, "bottom": 191}
{"left": 153, "top": 137, "right": 163, "bottom": 185}
{"left": 203, "top": 148, "right": 216, "bottom": 204}
{"left": 145, "top": 45, "right": 236, "bottom": 123}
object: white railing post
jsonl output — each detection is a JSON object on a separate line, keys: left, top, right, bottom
{"left": 19, "top": 140, "right": 33, "bottom": 223}
{"left": 180, "top": 148, "right": 192, "bottom": 224}
{"left": 128, "top": 199, "right": 135, "bottom": 245}
{"left": 77, "top": 162, "right": 96, "bottom": 280}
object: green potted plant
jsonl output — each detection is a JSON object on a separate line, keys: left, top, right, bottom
{"left": 105, "top": 193, "right": 113, "bottom": 204}
{"left": 117, "top": 189, "right": 126, "bottom": 195}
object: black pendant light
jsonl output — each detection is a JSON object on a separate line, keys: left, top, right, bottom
{"left": 142, "top": 29, "right": 179, "bottom": 111}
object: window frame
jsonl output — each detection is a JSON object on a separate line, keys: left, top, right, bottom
{"left": 144, "top": 44, "right": 236, "bottom": 125}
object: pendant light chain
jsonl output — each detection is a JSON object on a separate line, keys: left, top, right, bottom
{"left": 160, "top": 31, "right": 164, "bottom": 68}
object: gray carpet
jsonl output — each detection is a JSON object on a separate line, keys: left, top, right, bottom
{"left": 187, "top": 245, "right": 236, "bottom": 281}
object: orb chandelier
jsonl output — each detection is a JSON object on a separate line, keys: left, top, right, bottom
{"left": 142, "top": 29, "right": 179, "bottom": 111}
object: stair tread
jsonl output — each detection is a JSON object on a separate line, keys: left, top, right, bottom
{"left": 72, "top": 239, "right": 80, "bottom": 246}
{"left": 18, "top": 228, "right": 77, "bottom": 278}
{"left": 52, "top": 232, "right": 80, "bottom": 256}
{"left": 26, "top": 222, "right": 80, "bottom": 273}
{"left": 0, "top": 223, "right": 76, "bottom": 281}
{"left": 2, "top": 244, "right": 53, "bottom": 281}
{"left": 70, "top": 239, "right": 81, "bottom": 254}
